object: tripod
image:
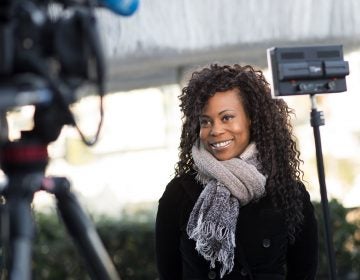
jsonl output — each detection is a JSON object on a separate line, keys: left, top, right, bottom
{"left": 0, "top": 103, "right": 121, "bottom": 280}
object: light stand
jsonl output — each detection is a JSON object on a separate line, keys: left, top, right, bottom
{"left": 309, "top": 94, "right": 337, "bottom": 280}
{"left": 267, "top": 44, "right": 349, "bottom": 280}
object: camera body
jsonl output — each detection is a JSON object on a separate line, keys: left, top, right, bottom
{"left": 0, "top": 0, "right": 105, "bottom": 110}
{"left": 267, "top": 45, "right": 349, "bottom": 97}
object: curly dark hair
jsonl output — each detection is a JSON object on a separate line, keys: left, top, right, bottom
{"left": 175, "top": 64, "right": 304, "bottom": 242}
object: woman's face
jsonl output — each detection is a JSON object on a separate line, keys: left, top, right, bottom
{"left": 199, "top": 89, "right": 251, "bottom": 161}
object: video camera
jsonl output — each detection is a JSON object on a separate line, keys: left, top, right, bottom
{"left": 0, "top": 0, "right": 138, "bottom": 144}
{"left": 0, "top": 1, "right": 138, "bottom": 279}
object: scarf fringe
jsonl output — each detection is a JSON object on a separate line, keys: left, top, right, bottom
{"left": 188, "top": 219, "right": 236, "bottom": 278}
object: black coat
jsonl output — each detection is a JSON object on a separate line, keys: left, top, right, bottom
{"left": 155, "top": 173, "right": 318, "bottom": 280}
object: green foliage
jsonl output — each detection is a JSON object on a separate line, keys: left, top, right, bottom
{"left": 31, "top": 208, "right": 158, "bottom": 280}
{"left": 96, "top": 216, "right": 157, "bottom": 279}
{"left": 33, "top": 211, "right": 91, "bottom": 279}
{"left": 313, "top": 199, "right": 360, "bottom": 279}
{"left": 3, "top": 199, "right": 359, "bottom": 279}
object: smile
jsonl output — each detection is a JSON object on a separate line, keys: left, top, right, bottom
{"left": 210, "top": 140, "right": 232, "bottom": 149}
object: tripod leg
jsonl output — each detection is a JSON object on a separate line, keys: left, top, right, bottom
{"left": 7, "top": 198, "right": 34, "bottom": 280}
{"left": 42, "top": 177, "right": 120, "bottom": 280}
{"left": 4, "top": 173, "right": 41, "bottom": 280}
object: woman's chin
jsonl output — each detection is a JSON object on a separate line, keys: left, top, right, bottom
{"left": 211, "top": 151, "right": 233, "bottom": 161}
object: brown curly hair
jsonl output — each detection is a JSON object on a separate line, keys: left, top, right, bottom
{"left": 175, "top": 64, "right": 304, "bottom": 241}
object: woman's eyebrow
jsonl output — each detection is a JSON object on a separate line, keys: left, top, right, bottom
{"left": 200, "top": 109, "right": 235, "bottom": 118}
{"left": 218, "top": 109, "right": 236, "bottom": 115}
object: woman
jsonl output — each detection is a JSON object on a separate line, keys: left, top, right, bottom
{"left": 155, "top": 64, "right": 318, "bottom": 280}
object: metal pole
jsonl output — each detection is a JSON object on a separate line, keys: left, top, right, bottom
{"left": 309, "top": 95, "right": 337, "bottom": 280}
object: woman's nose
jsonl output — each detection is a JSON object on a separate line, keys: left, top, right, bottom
{"left": 210, "top": 121, "right": 225, "bottom": 136}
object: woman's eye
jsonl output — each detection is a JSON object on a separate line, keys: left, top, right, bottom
{"left": 199, "top": 119, "right": 211, "bottom": 127}
{"left": 222, "top": 115, "right": 234, "bottom": 121}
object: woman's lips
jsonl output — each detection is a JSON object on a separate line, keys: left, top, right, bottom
{"left": 209, "top": 140, "right": 233, "bottom": 150}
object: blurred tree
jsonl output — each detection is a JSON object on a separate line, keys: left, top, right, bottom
{"left": 32, "top": 208, "right": 158, "bottom": 280}
{"left": 33, "top": 210, "right": 89, "bottom": 279}
{"left": 13, "top": 200, "right": 358, "bottom": 279}
{"left": 314, "top": 199, "right": 360, "bottom": 280}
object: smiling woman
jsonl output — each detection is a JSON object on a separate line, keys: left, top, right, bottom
{"left": 155, "top": 64, "right": 319, "bottom": 280}
{"left": 199, "top": 89, "right": 251, "bottom": 161}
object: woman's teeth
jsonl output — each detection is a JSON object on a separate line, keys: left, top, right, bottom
{"left": 211, "top": 140, "right": 232, "bottom": 149}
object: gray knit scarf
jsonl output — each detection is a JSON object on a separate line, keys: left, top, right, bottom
{"left": 187, "top": 142, "right": 267, "bottom": 278}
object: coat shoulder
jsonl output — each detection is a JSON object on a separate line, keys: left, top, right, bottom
{"left": 160, "top": 172, "right": 202, "bottom": 204}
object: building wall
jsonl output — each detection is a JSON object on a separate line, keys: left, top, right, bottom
{"left": 96, "top": 0, "right": 360, "bottom": 91}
